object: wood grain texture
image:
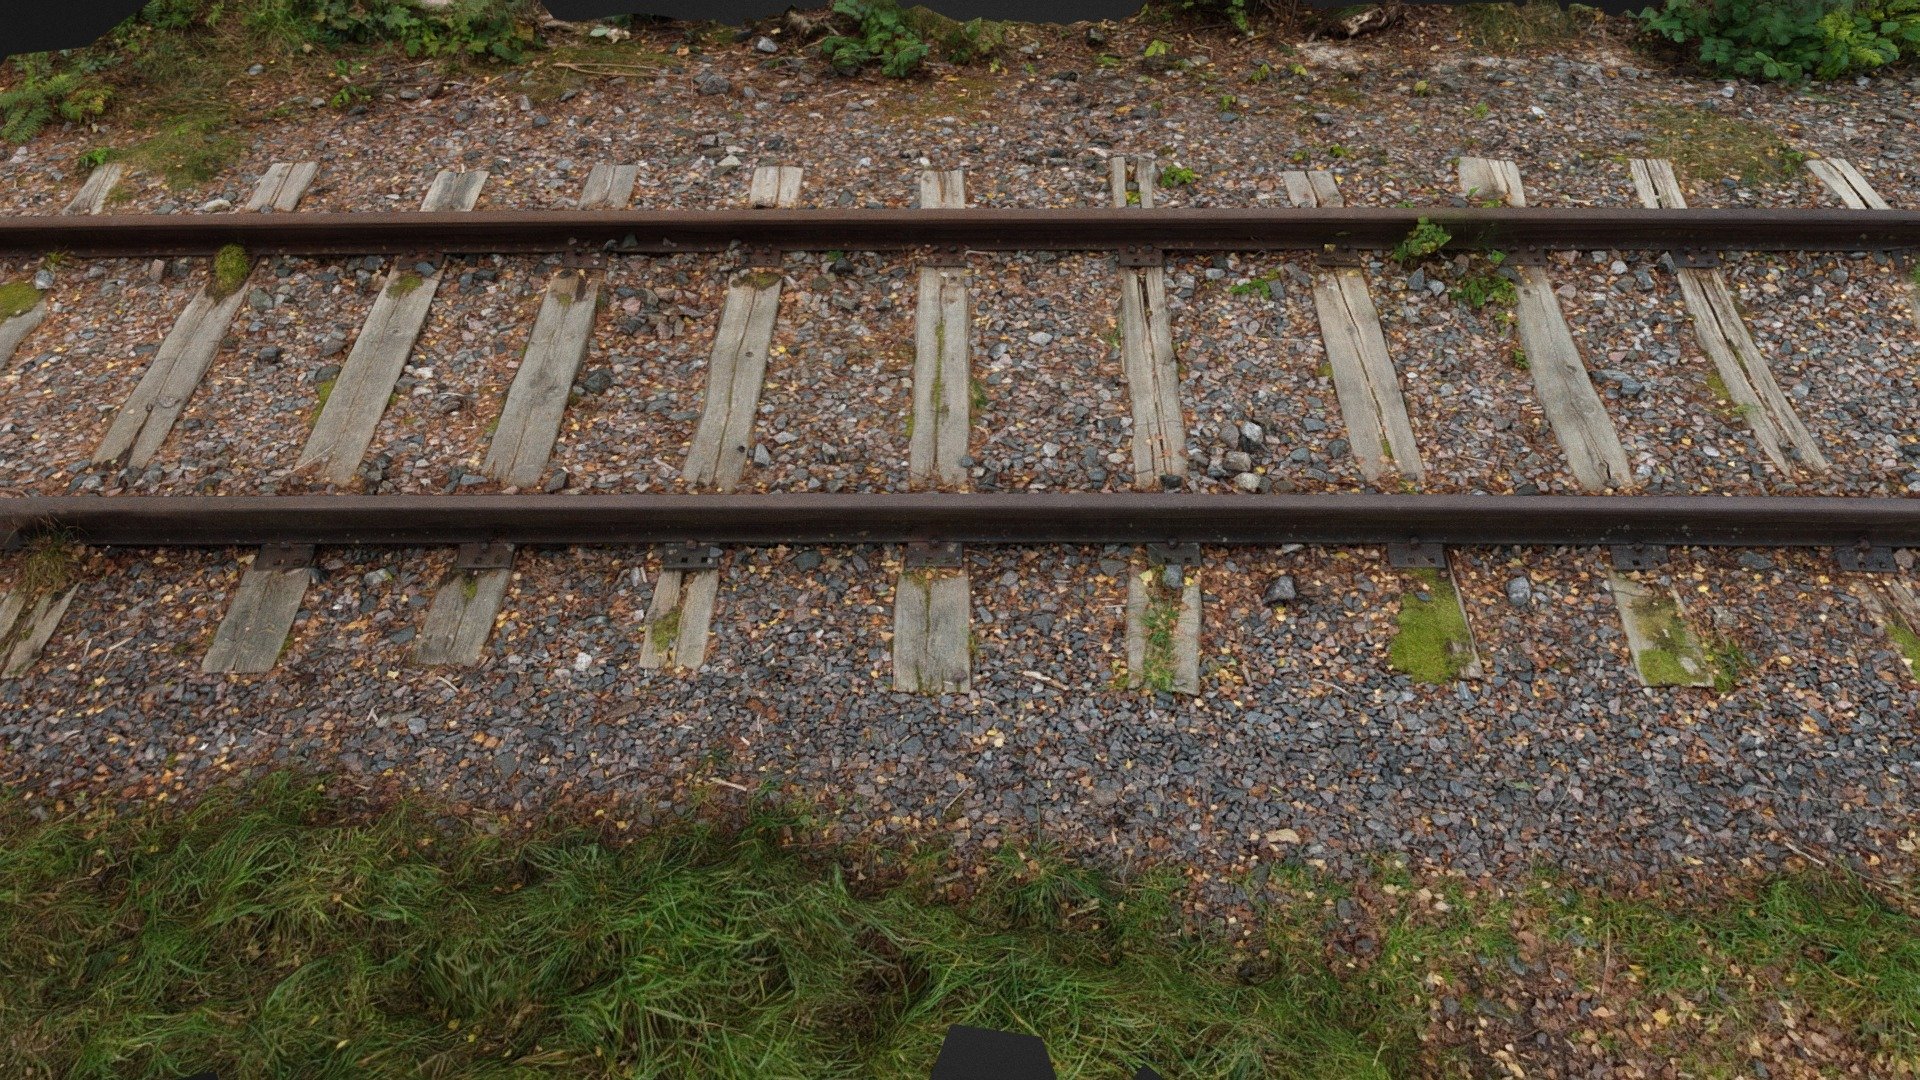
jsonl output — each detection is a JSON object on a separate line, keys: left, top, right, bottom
{"left": 1286, "top": 169, "right": 1424, "bottom": 484}
{"left": 1459, "top": 157, "right": 1630, "bottom": 491}
{"left": 94, "top": 163, "right": 319, "bottom": 468}
{"left": 481, "top": 269, "right": 600, "bottom": 487}
{"left": 297, "top": 170, "right": 486, "bottom": 485}
{"left": 415, "top": 563, "right": 513, "bottom": 666}
{"left": 0, "top": 586, "right": 77, "bottom": 679}
{"left": 201, "top": 551, "right": 310, "bottom": 674}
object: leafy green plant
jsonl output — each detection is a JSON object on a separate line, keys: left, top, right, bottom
{"left": 0, "top": 55, "right": 112, "bottom": 143}
{"left": 327, "top": 59, "right": 371, "bottom": 109}
{"left": 1158, "top": 164, "right": 1197, "bottom": 187}
{"left": 1451, "top": 252, "right": 1516, "bottom": 308}
{"left": 937, "top": 16, "right": 1006, "bottom": 64}
{"left": 819, "top": 0, "right": 929, "bottom": 77}
{"left": 1642, "top": 0, "right": 1920, "bottom": 80}
{"left": 1452, "top": 273, "right": 1517, "bottom": 307}
{"left": 296, "top": 0, "right": 537, "bottom": 61}
{"left": 1392, "top": 218, "right": 1452, "bottom": 264}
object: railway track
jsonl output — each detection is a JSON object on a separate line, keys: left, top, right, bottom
{"left": 0, "top": 156, "right": 1917, "bottom": 692}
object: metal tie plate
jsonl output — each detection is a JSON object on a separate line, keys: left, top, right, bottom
{"left": 254, "top": 543, "right": 316, "bottom": 572}
{"left": 904, "top": 541, "right": 964, "bottom": 569}
{"left": 1835, "top": 543, "right": 1896, "bottom": 573}
{"left": 663, "top": 543, "right": 723, "bottom": 572}
{"left": 455, "top": 542, "right": 515, "bottom": 572}
{"left": 1610, "top": 543, "right": 1668, "bottom": 571}
{"left": 1146, "top": 542, "right": 1202, "bottom": 568}
{"left": 1117, "top": 244, "right": 1163, "bottom": 268}
{"left": 1387, "top": 540, "right": 1448, "bottom": 570}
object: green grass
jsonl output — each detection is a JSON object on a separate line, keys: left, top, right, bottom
{"left": 12, "top": 530, "right": 81, "bottom": 596}
{"left": 3, "top": 774, "right": 1919, "bottom": 1077}
{"left": 1541, "top": 873, "right": 1920, "bottom": 1068}
{"left": 1636, "top": 103, "right": 1808, "bottom": 185}
{"left": 1138, "top": 576, "right": 1184, "bottom": 692}
{"left": 0, "top": 775, "right": 1431, "bottom": 1078}
{"left": 1457, "top": 0, "right": 1590, "bottom": 52}
{"left": 0, "top": 279, "right": 42, "bottom": 320}
{"left": 1387, "top": 568, "right": 1476, "bottom": 683}
{"left": 125, "top": 114, "right": 246, "bottom": 189}
{"left": 1706, "top": 633, "right": 1753, "bottom": 693}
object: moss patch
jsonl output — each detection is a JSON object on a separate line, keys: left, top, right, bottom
{"left": 0, "top": 280, "right": 43, "bottom": 320}
{"left": 649, "top": 607, "right": 682, "bottom": 652}
{"left": 208, "top": 244, "right": 250, "bottom": 300}
{"left": 308, "top": 379, "right": 337, "bottom": 427}
{"left": 1887, "top": 616, "right": 1920, "bottom": 675}
{"left": 386, "top": 271, "right": 426, "bottom": 298}
{"left": 1627, "top": 591, "right": 1708, "bottom": 687}
{"left": 1387, "top": 568, "right": 1476, "bottom": 684}
{"left": 1635, "top": 104, "right": 1807, "bottom": 185}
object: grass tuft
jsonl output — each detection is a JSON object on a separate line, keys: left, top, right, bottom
{"left": 1885, "top": 615, "right": 1920, "bottom": 675}
{"left": 126, "top": 115, "right": 244, "bottom": 189}
{"left": 1139, "top": 576, "right": 1184, "bottom": 693}
{"left": 0, "top": 280, "right": 43, "bottom": 320}
{"left": 14, "top": 530, "right": 81, "bottom": 596}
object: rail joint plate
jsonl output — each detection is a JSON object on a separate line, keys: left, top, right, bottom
{"left": 1315, "top": 246, "right": 1366, "bottom": 269}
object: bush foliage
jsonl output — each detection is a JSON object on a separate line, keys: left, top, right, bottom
{"left": 1643, "top": 0, "right": 1920, "bottom": 80}
{"left": 819, "top": 0, "right": 931, "bottom": 77}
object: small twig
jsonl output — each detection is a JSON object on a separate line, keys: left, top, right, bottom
{"left": 1022, "top": 669, "right": 1069, "bottom": 690}
{"left": 554, "top": 61, "right": 666, "bottom": 78}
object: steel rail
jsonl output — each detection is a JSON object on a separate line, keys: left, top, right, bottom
{"left": 1, "top": 207, "right": 1916, "bottom": 259}
{"left": 3, "top": 494, "right": 1917, "bottom": 549}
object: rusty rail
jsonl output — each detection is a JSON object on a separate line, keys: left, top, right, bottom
{"left": 1, "top": 207, "right": 1915, "bottom": 258}
{"left": 3, "top": 493, "right": 1917, "bottom": 550}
